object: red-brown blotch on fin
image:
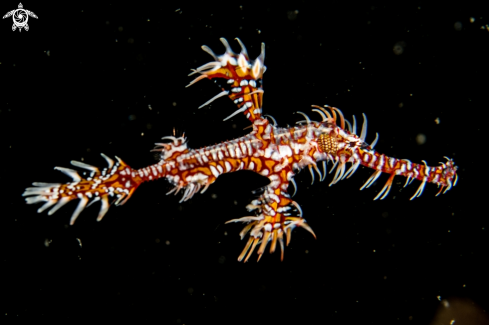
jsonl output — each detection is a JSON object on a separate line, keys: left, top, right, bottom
{"left": 186, "top": 38, "right": 266, "bottom": 123}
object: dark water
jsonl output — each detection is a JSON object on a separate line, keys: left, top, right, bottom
{"left": 1, "top": 2, "right": 487, "bottom": 323}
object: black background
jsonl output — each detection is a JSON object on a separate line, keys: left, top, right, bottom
{"left": 1, "top": 2, "right": 488, "bottom": 323}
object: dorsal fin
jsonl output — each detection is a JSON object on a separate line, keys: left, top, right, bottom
{"left": 187, "top": 38, "right": 266, "bottom": 123}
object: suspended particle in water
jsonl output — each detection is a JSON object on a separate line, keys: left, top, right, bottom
{"left": 287, "top": 10, "right": 299, "bottom": 21}
{"left": 416, "top": 133, "right": 426, "bottom": 145}
{"left": 393, "top": 41, "right": 406, "bottom": 55}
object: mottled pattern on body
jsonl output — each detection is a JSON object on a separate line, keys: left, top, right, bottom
{"left": 23, "top": 38, "right": 458, "bottom": 262}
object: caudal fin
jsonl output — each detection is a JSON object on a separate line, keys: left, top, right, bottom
{"left": 23, "top": 153, "right": 143, "bottom": 225}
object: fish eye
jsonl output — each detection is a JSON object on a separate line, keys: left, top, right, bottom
{"left": 318, "top": 133, "right": 338, "bottom": 154}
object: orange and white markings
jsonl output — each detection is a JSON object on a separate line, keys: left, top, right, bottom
{"left": 24, "top": 38, "right": 458, "bottom": 262}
